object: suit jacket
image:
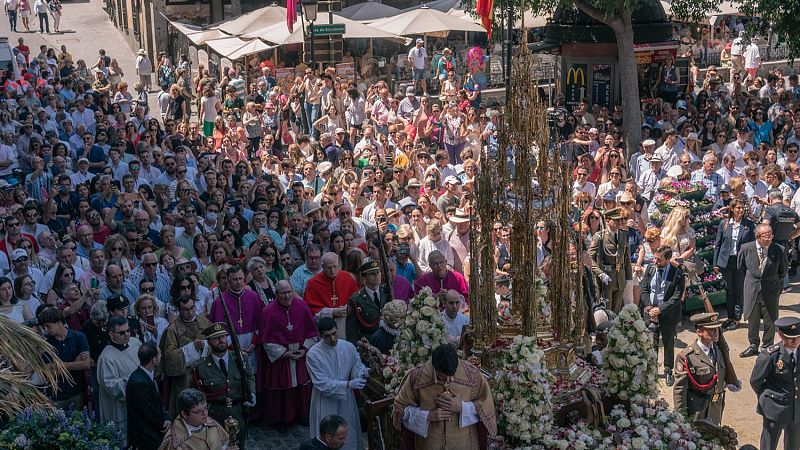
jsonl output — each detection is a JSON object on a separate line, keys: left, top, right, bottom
{"left": 713, "top": 218, "right": 756, "bottom": 268}
{"left": 639, "top": 263, "right": 685, "bottom": 327}
{"left": 750, "top": 343, "right": 800, "bottom": 424}
{"left": 588, "top": 227, "right": 632, "bottom": 291}
{"left": 345, "top": 285, "right": 390, "bottom": 344}
{"left": 298, "top": 438, "right": 331, "bottom": 450}
{"left": 126, "top": 367, "right": 168, "bottom": 450}
{"left": 738, "top": 241, "right": 787, "bottom": 319}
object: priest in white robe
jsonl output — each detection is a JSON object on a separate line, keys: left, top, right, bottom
{"left": 306, "top": 317, "right": 368, "bottom": 450}
{"left": 97, "top": 316, "right": 142, "bottom": 447}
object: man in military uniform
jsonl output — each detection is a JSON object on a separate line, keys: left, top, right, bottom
{"left": 345, "top": 258, "right": 390, "bottom": 344}
{"left": 105, "top": 294, "right": 142, "bottom": 339}
{"left": 160, "top": 295, "right": 211, "bottom": 415}
{"left": 588, "top": 207, "right": 631, "bottom": 313}
{"left": 674, "top": 313, "right": 741, "bottom": 425}
{"left": 192, "top": 323, "right": 255, "bottom": 450}
{"left": 750, "top": 316, "right": 800, "bottom": 450}
{"left": 762, "top": 189, "right": 800, "bottom": 292}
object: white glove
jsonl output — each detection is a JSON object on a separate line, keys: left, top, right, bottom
{"left": 726, "top": 380, "right": 742, "bottom": 392}
{"left": 243, "top": 393, "right": 256, "bottom": 408}
{"left": 599, "top": 273, "right": 612, "bottom": 285}
{"left": 349, "top": 377, "right": 367, "bottom": 390}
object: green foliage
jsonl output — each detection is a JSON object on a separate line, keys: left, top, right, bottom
{"left": 0, "top": 408, "right": 123, "bottom": 450}
{"left": 738, "top": 0, "right": 800, "bottom": 61}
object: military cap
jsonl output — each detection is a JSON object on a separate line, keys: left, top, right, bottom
{"left": 359, "top": 258, "right": 381, "bottom": 275}
{"left": 775, "top": 316, "right": 800, "bottom": 338}
{"left": 690, "top": 312, "right": 722, "bottom": 329}
{"left": 106, "top": 295, "right": 130, "bottom": 311}
{"left": 603, "top": 207, "right": 624, "bottom": 220}
{"left": 202, "top": 323, "right": 229, "bottom": 339}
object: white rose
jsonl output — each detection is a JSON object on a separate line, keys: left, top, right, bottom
{"left": 417, "top": 347, "right": 428, "bottom": 357}
{"left": 420, "top": 306, "right": 435, "bottom": 317}
{"left": 382, "top": 367, "right": 392, "bottom": 378}
{"left": 424, "top": 296, "right": 438, "bottom": 307}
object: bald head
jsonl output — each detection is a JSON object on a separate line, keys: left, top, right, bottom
{"left": 322, "top": 252, "right": 340, "bottom": 279}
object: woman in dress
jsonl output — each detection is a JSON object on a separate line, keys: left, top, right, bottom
{"left": 158, "top": 225, "right": 191, "bottom": 261}
{"left": 13, "top": 274, "right": 41, "bottom": 317}
{"left": 0, "top": 277, "right": 31, "bottom": 324}
{"left": 18, "top": 0, "right": 31, "bottom": 32}
{"left": 108, "top": 59, "right": 124, "bottom": 94}
{"left": 313, "top": 104, "right": 345, "bottom": 137}
{"left": 48, "top": 0, "right": 61, "bottom": 32}
{"left": 463, "top": 107, "right": 482, "bottom": 156}
{"left": 191, "top": 234, "right": 212, "bottom": 273}
{"left": 660, "top": 206, "right": 696, "bottom": 265}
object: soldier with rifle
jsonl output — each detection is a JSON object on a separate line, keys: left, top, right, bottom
{"left": 193, "top": 323, "right": 255, "bottom": 450}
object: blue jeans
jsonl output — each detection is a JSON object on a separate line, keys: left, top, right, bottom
{"left": 8, "top": 10, "right": 16, "bottom": 31}
{"left": 304, "top": 102, "right": 320, "bottom": 136}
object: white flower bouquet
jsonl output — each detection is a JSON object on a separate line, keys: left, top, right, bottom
{"left": 601, "top": 304, "right": 659, "bottom": 402}
{"left": 382, "top": 287, "right": 449, "bottom": 393}
{"left": 494, "top": 335, "right": 554, "bottom": 445}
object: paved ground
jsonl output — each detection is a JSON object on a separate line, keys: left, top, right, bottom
{"left": 655, "top": 279, "right": 800, "bottom": 448}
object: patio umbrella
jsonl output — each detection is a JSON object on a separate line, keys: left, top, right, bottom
{"left": 368, "top": 6, "right": 486, "bottom": 37}
{"left": 447, "top": 6, "right": 547, "bottom": 28}
{"left": 216, "top": 3, "right": 287, "bottom": 35}
{"left": 243, "top": 13, "right": 405, "bottom": 43}
{"left": 340, "top": 0, "right": 400, "bottom": 22}
{"left": 166, "top": 18, "right": 230, "bottom": 45}
{"left": 402, "top": 0, "right": 460, "bottom": 12}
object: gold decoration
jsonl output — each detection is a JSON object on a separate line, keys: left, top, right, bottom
{"left": 224, "top": 416, "right": 239, "bottom": 446}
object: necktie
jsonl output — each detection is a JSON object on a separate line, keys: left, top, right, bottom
{"left": 758, "top": 246, "right": 765, "bottom": 268}
{"left": 219, "top": 359, "right": 228, "bottom": 377}
{"left": 373, "top": 290, "right": 380, "bottom": 307}
{"left": 709, "top": 346, "right": 717, "bottom": 366}
{"left": 654, "top": 269, "right": 663, "bottom": 303}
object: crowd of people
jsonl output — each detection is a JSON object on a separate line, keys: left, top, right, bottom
{"left": 0, "top": 20, "right": 798, "bottom": 449}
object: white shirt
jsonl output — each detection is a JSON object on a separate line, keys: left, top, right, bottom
{"left": 572, "top": 180, "right": 596, "bottom": 199}
{"left": 724, "top": 141, "right": 753, "bottom": 168}
{"left": 407, "top": 46, "right": 427, "bottom": 70}
{"left": 744, "top": 43, "right": 761, "bottom": 69}
{"left": 441, "top": 311, "right": 470, "bottom": 344}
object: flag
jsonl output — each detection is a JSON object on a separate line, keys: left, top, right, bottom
{"left": 287, "top": 0, "right": 298, "bottom": 32}
{"left": 476, "top": 0, "right": 493, "bottom": 39}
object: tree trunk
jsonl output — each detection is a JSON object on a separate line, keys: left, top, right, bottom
{"left": 571, "top": 0, "right": 643, "bottom": 159}
{"left": 610, "top": 13, "right": 644, "bottom": 159}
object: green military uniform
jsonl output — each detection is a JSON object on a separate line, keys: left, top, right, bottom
{"left": 346, "top": 259, "right": 391, "bottom": 344}
{"left": 674, "top": 313, "right": 738, "bottom": 425}
{"left": 192, "top": 323, "right": 255, "bottom": 450}
{"left": 588, "top": 207, "right": 631, "bottom": 313}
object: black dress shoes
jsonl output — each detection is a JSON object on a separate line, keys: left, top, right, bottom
{"left": 664, "top": 371, "right": 674, "bottom": 387}
{"left": 739, "top": 346, "right": 759, "bottom": 358}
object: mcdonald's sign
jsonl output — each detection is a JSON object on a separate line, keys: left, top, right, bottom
{"left": 566, "top": 67, "right": 586, "bottom": 86}
{"left": 563, "top": 62, "right": 588, "bottom": 112}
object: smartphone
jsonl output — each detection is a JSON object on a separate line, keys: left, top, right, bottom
{"left": 90, "top": 277, "right": 99, "bottom": 289}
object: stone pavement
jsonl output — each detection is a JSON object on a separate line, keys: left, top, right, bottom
{"left": 247, "top": 423, "right": 309, "bottom": 449}
{"left": 0, "top": 0, "right": 140, "bottom": 85}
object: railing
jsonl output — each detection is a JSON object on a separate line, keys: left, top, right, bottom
{"left": 696, "top": 44, "right": 792, "bottom": 69}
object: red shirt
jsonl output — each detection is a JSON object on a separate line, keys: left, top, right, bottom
{"left": 16, "top": 44, "right": 30, "bottom": 65}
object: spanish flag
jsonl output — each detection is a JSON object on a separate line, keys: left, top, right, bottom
{"left": 476, "top": 0, "right": 493, "bottom": 39}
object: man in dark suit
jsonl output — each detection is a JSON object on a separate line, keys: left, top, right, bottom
{"left": 299, "top": 414, "right": 348, "bottom": 450}
{"left": 738, "top": 224, "right": 788, "bottom": 357}
{"left": 345, "top": 258, "right": 390, "bottom": 344}
{"left": 589, "top": 207, "right": 632, "bottom": 314}
{"left": 640, "top": 245, "right": 685, "bottom": 386}
{"left": 126, "top": 341, "right": 170, "bottom": 450}
{"left": 712, "top": 198, "right": 756, "bottom": 330}
{"left": 750, "top": 316, "right": 800, "bottom": 450}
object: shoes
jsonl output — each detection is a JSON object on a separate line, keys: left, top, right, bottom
{"left": 740, "top": 346, "right": 759, "bottom": 358}
{"left": 722, "top": 319, "right": 739, "bottom": 331}
{"left": 664, "top": 371, "right": 674, "bottom": 387}
{"left": 783, "top": 286, "right": 792, "bottom": 293}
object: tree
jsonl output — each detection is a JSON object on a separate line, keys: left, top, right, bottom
{"left": 461, "top": 0, "right": 718, "bottom": 157}
{"left": 735, "top": 0, "right": 800, "bottom": 60}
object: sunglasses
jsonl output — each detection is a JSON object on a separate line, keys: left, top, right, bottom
{"left": 140, "top": 286, "right": 155, "bottom": 293}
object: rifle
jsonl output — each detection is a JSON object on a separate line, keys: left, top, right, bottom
{"left": 372, "top": 230, "right": 394, "bottom": 301}
{"left": 218, "top": 291, "right": 252, "bottom": 410}
{"left": 680, "top": 264, "right": 738, "bottom": 382}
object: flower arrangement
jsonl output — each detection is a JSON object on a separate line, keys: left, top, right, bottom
{"left": 537, "top": 400, "right": 723, "bottom": 450}
{"left": 494, "top": 335, "right": 554, "bottom": 445}
{"left": 382, "top": 287, "right": 449, "bottom": 393}
{"left": 534, "top": 277, "right": 550, "bottom": 319}
{"left": 0, "top": 408, "right": 123, "bottom": 449}
{"left": 601, "top": 304, "right": 659, "bottom": 402}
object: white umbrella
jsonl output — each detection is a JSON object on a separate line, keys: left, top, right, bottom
{"left": 167, "top": 19, "right": 230, "bottom": 45}
{"left": 447, "top": 6, "right": 547, "bottom": 28}
{"left": 227, "top": 39, "right": 278, "bottom": 59}
{"left": 243, "top": 13, "right": 405, "bottom": 43}
{"left": 368, "top": 6, "right": 486, "bottom": 36}
{"left": 216, "top": 3, "right": 287, "bottom": 35}
{"left": 340, "top": 0, "right": 400, "bottom": 22}
{"left": 403, "top": 0, "right": 460, "bottom": 12}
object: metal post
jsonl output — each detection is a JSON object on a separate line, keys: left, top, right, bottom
{"left": 505, "top": 0, "right": 513, "bottom": 105}
{"left": 310, "top": 21, "right": 316, "bottom": 70}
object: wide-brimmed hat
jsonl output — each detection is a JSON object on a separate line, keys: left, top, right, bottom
{"left": 449, "top": 208, "right": 470, "bottom": 224}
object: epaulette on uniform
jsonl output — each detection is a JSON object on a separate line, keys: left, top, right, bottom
{"left": 767, "top": 344, "right": 781, "bottom": 354}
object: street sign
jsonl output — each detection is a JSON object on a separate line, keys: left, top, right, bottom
{"left": 312, "top": 23, "right": 345, "bottom": 36}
